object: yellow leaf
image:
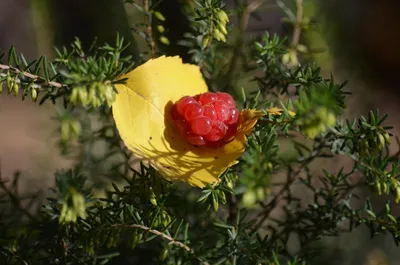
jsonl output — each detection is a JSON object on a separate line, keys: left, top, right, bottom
{"left": 112, "top": 56, "right": 261, "bottom": 187}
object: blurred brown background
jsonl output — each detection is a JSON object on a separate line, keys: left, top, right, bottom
{"left": 1, "top": 0, "right": 400, "bottom": 264}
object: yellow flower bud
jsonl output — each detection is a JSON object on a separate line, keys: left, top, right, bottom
{"left": 31, "top": 88, "right": 38, "bottom": 102}
{"left": 78, "top": 88, "right": 88, "bottom": 105}
{"left": 159, "top": 36, "right": 170, "bottom": 45}
{"left": 6, "top": 74, "right": 12, "bottom": 89}
{"left": 218, "top": 190, "right": 226, "bottom": 203}
{"left": 255, "top": 187, "right": 265, "bottom": 201}
{"left": 383, "top": 132, "right": 391, "bottom": 145}
{"left": 213, "top": 196, "right": 219, "bottom": 211}
{"left": 91, "top": 97, "right": 101, "bottom": 108}
{"left": 226, "top": 179, "right": 234, "bottom": 190}
{"left": 88, "top": 87, "right": 97, "bottom": 105}
{"left": 202, "top": 36, "right": 210, "bottom": 49}
{"left": 69, "top": 120, "right": 81, "bottom": 136}
{"left": 162, "top": 210, "right": 171, "bottom": 226}
{"left": 213, "top": 29, "right": 222, "bottom": 41}
{"left": 13, "top": 83, "right": 18, "bottom": 96}
{"left": 395, "top": 186, "right": 400, "bottom": 203}
{"left": 153, "top": 11, "right": 166, "bottom": 21}
{"left": 157, "top": 25, "right": 165, "bottom": 33}
{"left": 131, "top": 230, "right": 140, "bottom": 248}
{"left": 282, "top": 53, "right": 291, "bottom": 65}
{"left": 375, "top": 181, "right": 382, "bottom": 195}
{"left": 242, "top": 190, "right": 256, "bottom": 207}
{"left": 382, "top": 182, "right": 389, "bottom": 194}
{"left": 377, "top": 133, "right": 386, "bottom": 151}
{"left": 159, "top": 246, "right": 169, "bottom": 261}
{"left": 61, "top": 121, "right": 70, "bottom": 141}
{"left": 218, "top": 23, "right": 228, "bottom": 35}
{"left": 326, "top": 112, "right": 336, "bottom": 127}
{"left": 69, "top": 87, "right": 78, "bottom": 104}
{"left": 217, "top": 10, "right": 229, "bottom": 23}
{"left": 149, "top": 191, "right": 157, "bottom": 206}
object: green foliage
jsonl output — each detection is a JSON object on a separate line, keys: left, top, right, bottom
{"left": 0, "top": 0, "right": 399, "bottom": 264}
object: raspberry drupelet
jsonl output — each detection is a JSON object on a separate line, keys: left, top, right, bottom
{"left": 171, "top": 92, "right": 240, "bottom": 148}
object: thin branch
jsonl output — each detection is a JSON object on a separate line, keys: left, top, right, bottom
{"left": 0, "top": 63, "right": 63, "bottom": 88}
{"left": 0, "top": 172, "right": 38, "bottom": 222}
{"left": 228, "top": 192, "right": 238, "bottom": 229}
{"left": 144, "top": 0, "right": 156, "bottom": 58}
{"left": 290, "top": 0, "right": 303, "bottom": 47}
{"left": 224, "top": 0, "right": 265, "bottom": 91}
{"left": 112, "top": 224, "right": 210, "bottom": 265}
{"left": 199, "top": 12, "right": 214, "bottom": 71}
{"left": 249, "top": 162, "right": 309, "bottom": 233}
{"left": 250, "top": 139, "right": 327, "bottom": 233}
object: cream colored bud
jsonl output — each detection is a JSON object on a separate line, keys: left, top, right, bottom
{"left": 61, "top": 121, "right": 70, "bottom": 141}
{"left": 31, "top": 88, "right": 38, "bottom": 102}
{"left": 157, "top": 25, "right": 165, "bottom": 33}
{"left": 217, "top": 10, "right": 229, "bottom": 23}
{"left": 159, "top": 36, "right": 170, "bottom": 45}
{"left": 202, "top": 36, "right": 210, "bottom": 49}
{"left": 69, "top": 88, "right": 78, "bottom": 104}
{"left": 218, "top": 23, "right": 228, "bottom": 35}
{"left": 153, "top": 11, "right": 166, "bottom": 21}
{"left": 13, "top": 83, "right": 18, "bottom": 96}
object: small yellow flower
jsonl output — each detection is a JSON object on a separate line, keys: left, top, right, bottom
{"left": 112, "top": 56, "right": 262, "bottom": 187}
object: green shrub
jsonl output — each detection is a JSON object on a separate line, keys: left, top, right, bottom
{"left": 0, "top": 1, "right": 398, "bottom": 264}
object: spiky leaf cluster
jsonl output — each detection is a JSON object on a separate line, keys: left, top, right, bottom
{"left": 1, "top": 0, "right": 400, "bottom": 265}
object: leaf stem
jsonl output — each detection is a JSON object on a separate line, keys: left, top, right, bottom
{"left": 0, "top": 63, "right": 63, "bottom": 88}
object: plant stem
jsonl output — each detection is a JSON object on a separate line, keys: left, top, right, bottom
{"left": 250, "top": 138, "right": 327, "bottom": 233}
{"left": 0, "top": 63, "right": 63, "bottom": 88}
{"left": 224, "top": 0, "right": 265, "bottom": 92}
{"left": 144, "top": 0, "right": 156, "bottom": 57}
{"left": 112, "top": 223, "right": 210, "bottom": 265}
{"left": 291, "top": 0, "right": 303, "bottom": 48}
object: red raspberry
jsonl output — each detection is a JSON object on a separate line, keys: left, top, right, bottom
{"left": 216, "top": 92, "right": 235, "bottom": 107}
{"left": 213, "top": 100, "right": 230, "bottom": 122}
{"left": 199, "top": 92, "right": 218, "bottom": 105}
{"left": 171, "top": 92, "right": 240, "bottom": 147}
{"left": 187, "top": 133, "right": 206, "bottom": 146}
{"left": 191, "top": 117, "right": 212, "bottom": 135}
{"left": 183, "top": 103, "right": 203, "bottom": 121}
{"left": 204, "top": 121, "right": 227, "bottom": 142}
{"left": 177, "top": 96, "right": 196, "bottom": 115}
{"left": 175, "top": 119, "right": 190, "bottom": 136}
{"left": 203, "top": 104, "right": 217, "bottom": 120}
{"left": 226, "top": 108, "right": 239, "bottom": 125}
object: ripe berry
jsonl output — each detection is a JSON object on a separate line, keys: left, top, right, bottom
{"left": 213, "top": 100, "right": 230, "bottom": 122}
{"left": 203, "top": 104, "right": 217, "bottom": 120}
{"left": 216, "top": 92, "right": 235, "bottom": 107}
{"left": 204, "top": 121, "right": 227, "bottom": 142}
{"left": 226, "top": 108, "right": 239, "bottom": 125}
{"left": 175, "top": 119, "right": 190, "bottom": 136}
{"left": 172, "top": 92, "right": 240, "bottom": 148}
{"left": 171, "top": 105, "right": 181, "bottom": 120}
{"left": 187, "top": 133, "right": 206, "bottom": 146}
{"left": 184, "top": 103, "right": 203, "bottom": 121}
{"left": 191, "top": 117, "right": 212, "bottom": 135}
{"left": 199, "top": 92, "right": 218, "bottom": 105}
{"left": 177, "top": 96, "right": 196, "bottom": 115}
